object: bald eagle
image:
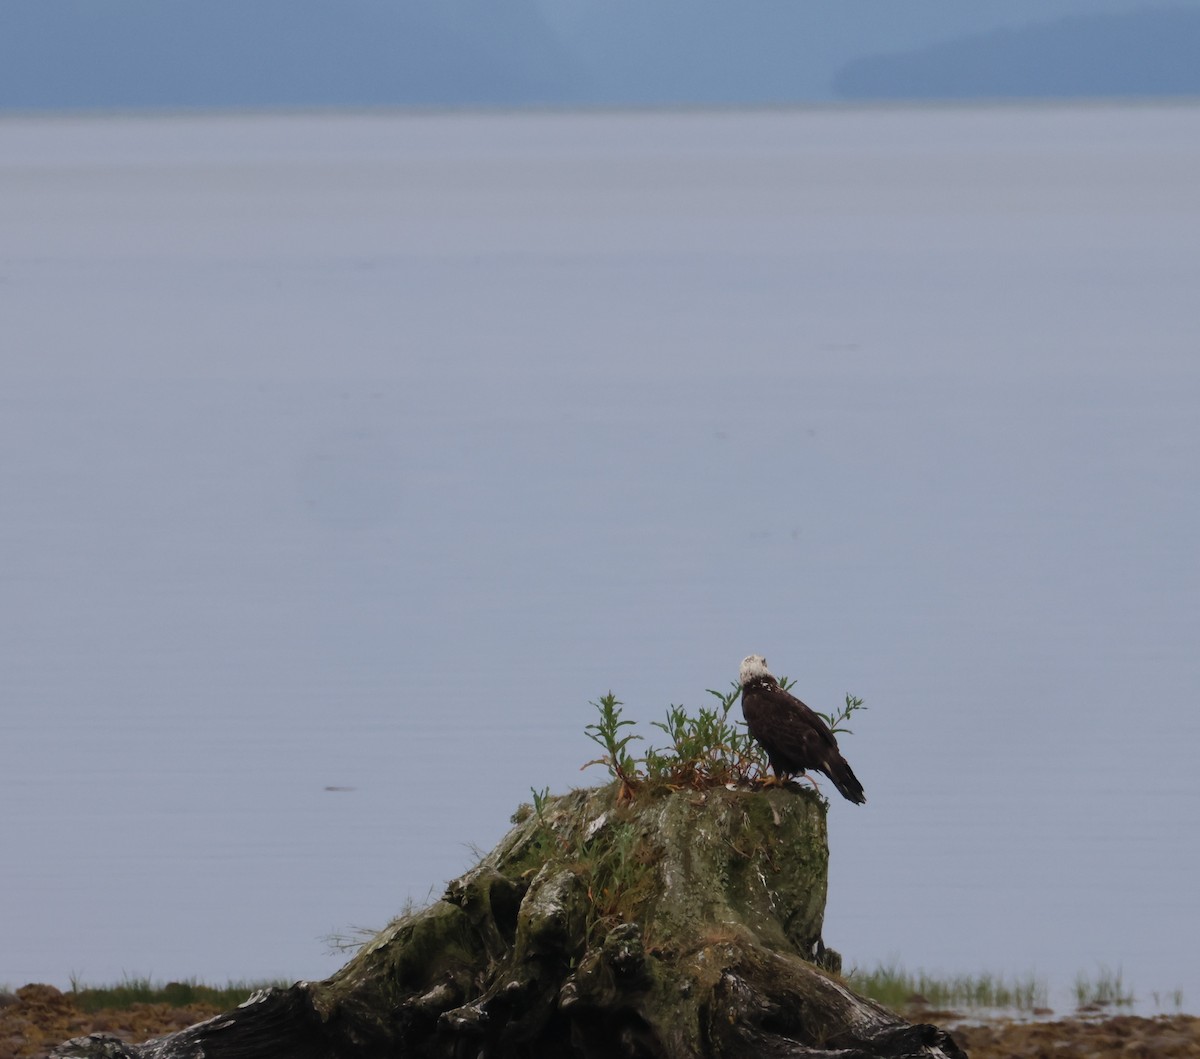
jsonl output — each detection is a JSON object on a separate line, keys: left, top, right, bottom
{"left": 739, "top": 655, "right": 866, "bottom": 805}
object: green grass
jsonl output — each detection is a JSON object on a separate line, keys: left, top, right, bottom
{"left": 66, "top": 975, "right": 290, "bottom": 1013}
{"left": 1074, "top": 966, "right": 1134, "bottom": 1009}
{"left": 851, "top": 962, "right": 1160, "bottom": 1015}
{"left": 848, "top": 961, "right": 1049, "bottom": 1012}
{"left": 1151, "top": 988, "right": 1185, "bottom": 1012}
{"left": 46, "top": 966, "right": 1176, "bottom": 1018}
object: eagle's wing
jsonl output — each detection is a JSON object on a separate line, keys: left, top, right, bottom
{"left": 780, "top": 689, "right": 839, "bottom": 750}
{"left": 744, "top": 687, "right": 834, "bottom": 770}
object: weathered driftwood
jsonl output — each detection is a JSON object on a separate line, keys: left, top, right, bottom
{"left": 53, "top": 785, "right": 965, "bottom": 1059}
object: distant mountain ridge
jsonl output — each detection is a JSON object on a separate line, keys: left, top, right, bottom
{"left": 833, "top": 7, "right": 1200, "bottom": 100}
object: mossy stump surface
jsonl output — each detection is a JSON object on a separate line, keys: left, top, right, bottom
{"left": 52, "top": 784, "right": 964, "bottom": 1058}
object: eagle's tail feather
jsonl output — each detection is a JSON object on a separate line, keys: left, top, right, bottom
{"left": 827, "top": 755, "right": 866, "bottom": 805}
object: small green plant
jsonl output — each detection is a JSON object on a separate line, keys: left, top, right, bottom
{"left": 524, "top": 784, "right": 576, "bottom": 857}
{"left": 817, "top": 693, "right": 868, "bottom": 737}
{"left": 583, "top": 693, "right": 642, "bottom": 798}
{"left": 530, "top": 785, "right": 551, "bottom": 823}
{"left": 641, "top": 683, "right": 766, "bottom": 788}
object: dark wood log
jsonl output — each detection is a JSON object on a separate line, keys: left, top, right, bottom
{"left": 52, "top": 785, "right": 965, "bottom": 1059}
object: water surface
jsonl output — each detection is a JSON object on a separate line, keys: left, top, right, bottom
{"left": 1, "top": 104, "right": 1198, "bottom": 1012}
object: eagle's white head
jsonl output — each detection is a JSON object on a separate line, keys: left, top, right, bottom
{"left": 739, "top": 654, "right": 774, "bottom": 686}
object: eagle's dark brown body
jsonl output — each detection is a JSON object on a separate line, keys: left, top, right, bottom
{"left": 739, "top": 656, "right": 866, "bottom": 805}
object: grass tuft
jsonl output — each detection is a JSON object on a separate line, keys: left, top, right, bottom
{"left": 1074, "top": 965, "right": 1134, "bottom": 1009}
{"left": 1151, "top": 988, "right": 1185, "bottom": 1012}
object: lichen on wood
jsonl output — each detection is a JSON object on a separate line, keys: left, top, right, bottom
{"left": 53, "top": 783, "right": 964, "bottom": 1059}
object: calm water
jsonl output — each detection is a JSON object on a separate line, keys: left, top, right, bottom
{"left": 2, "top": 104, "right": 1198, "bottom": 1013}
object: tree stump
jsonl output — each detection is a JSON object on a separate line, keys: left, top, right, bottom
{"left": 52, "top": 785, "right": 965, "bottom": 1059}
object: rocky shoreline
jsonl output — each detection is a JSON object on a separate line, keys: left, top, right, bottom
{"left": 1, "top": 984, "right": 224, "bottom": 1059}
{"left": 3, "top": 982, "right": 1198, "bottom": 1059}
{"left": 952, "top": 1012, "right": 1200, "bottom": 1058}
